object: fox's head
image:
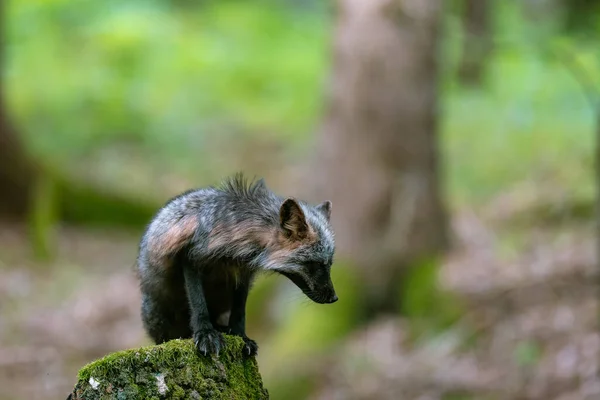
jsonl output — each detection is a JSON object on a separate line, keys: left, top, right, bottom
{"left": 267, "top": 198, "right": 337, "bottom": 304}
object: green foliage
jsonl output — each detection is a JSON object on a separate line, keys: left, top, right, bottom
{"left": 399, "top": 257, "right": 464, "bottom": 338}
{"left": 514, "top": 340, "right": 542, "bottom": 367}
{"left": 400, "top": 258, "right": 440, "bottom": 319}
{"left": 6, "top": 0, "right": 597, "bottom": 210}
{"left": 563, "top": 0, "right": 600, "bottom": 37}
{"left": 6, "top": 0, "right": 328, "bottom": 186}
{"left": 28, "top": 171, "right": 59, "bottom": 262}
{"left": 265, "top": 372, "right": 315, "bottom": 400}
{"left": 442, "top": 37, "right": 597, "bottom": 205}
{"left": 442, "top": 393, "right": 476, "bottom": 400}
{"left": 70, "top": 337, "right": 268, "bottom": 400}
{"left": 440, "top": 1, "right": 597, "bottom": 207}
{"left": 245, "top": 274, "right": 280, "bottom": 336}
{"left": 57, "top": 178, "right": 158, "bottom": 229}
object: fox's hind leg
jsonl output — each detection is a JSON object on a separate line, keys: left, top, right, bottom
{"left": 141, "top": 293, "right": 191, "bottom": 344}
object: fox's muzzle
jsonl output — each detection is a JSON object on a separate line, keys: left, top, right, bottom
{"left": 308, "top": 280, "right": 338, "bottom": 304}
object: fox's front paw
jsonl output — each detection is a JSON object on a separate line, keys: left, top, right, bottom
{"left": 241, "top": 336, "right": 258, "bottom": 357}
{"left": 228, "top": 328, "right": 258, "bottom": 357}
{"left": 193, "top": 328, "right": 225, "bottom": 357}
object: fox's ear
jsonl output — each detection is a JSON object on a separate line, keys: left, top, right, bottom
{"left": 315, "top": 200, "right": 332, "bottom": 221}
{"left": 280, "top": 198, "right": 309, "bottom": 239}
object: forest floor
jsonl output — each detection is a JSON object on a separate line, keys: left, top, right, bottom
{"left": 314, "top": 185, "right": 598, "bottom": 400}
{"left": 0, "top": 184, "right": 597, "bottom": 400}
{"left": 0, "top": 224, "right": 147, "bottom": 400}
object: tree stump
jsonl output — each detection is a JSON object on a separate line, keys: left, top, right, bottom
{"left": 68, "top": 337, "right": 269, "bottom": 399}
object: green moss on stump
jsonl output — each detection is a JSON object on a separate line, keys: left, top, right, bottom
{"left": 69, "top": 337, "right": 269, "bottom": 399}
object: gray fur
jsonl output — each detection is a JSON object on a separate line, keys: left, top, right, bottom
{"left": 138, "top": 174, "right": 335, "bottom": 275}
{"left": 136, "top": 173, "right": 338, "bottom": 350}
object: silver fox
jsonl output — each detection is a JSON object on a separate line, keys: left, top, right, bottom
{"left": 136, "top": 173, "right": 337, "bottom": 357}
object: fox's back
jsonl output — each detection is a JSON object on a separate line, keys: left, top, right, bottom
{"left": 137, "top": 177, "right": 283, "bottom": 276}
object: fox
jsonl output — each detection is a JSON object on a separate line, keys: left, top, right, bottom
{"left": 136, "top": 173, "right": 337, "bottom": 357}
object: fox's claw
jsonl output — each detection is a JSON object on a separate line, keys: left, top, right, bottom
{"left": 193, "top": 328, "right": 225, "bottom": 357}
{"left": 241, "top": 336, "right": 258, "bottom": 357}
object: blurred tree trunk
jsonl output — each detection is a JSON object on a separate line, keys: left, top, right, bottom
{"left": 458, "top": 0, "right": 491, "bottom": 87}
{"left": 0, "top": 98, "right": 36, "bottom": 218}
{"left": 315, "top": 0, "right": 448, "bottom": 318}
{"left": 0, "top": 0, "right": 35, "bottom": 218}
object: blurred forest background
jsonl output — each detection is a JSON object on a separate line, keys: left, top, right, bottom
{"left": 0, "top": 0, "right": 599, "bottom": 399}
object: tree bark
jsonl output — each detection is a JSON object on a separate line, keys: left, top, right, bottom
{"left": 457, "top": 0, "right": 492, "bottom": 87}
{"left": 315, "top": 0, "right": 448, "bottom": 317}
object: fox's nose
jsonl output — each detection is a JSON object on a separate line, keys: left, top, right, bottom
{"left": 328, "top": 294, "right": 338, "bottom": 304}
